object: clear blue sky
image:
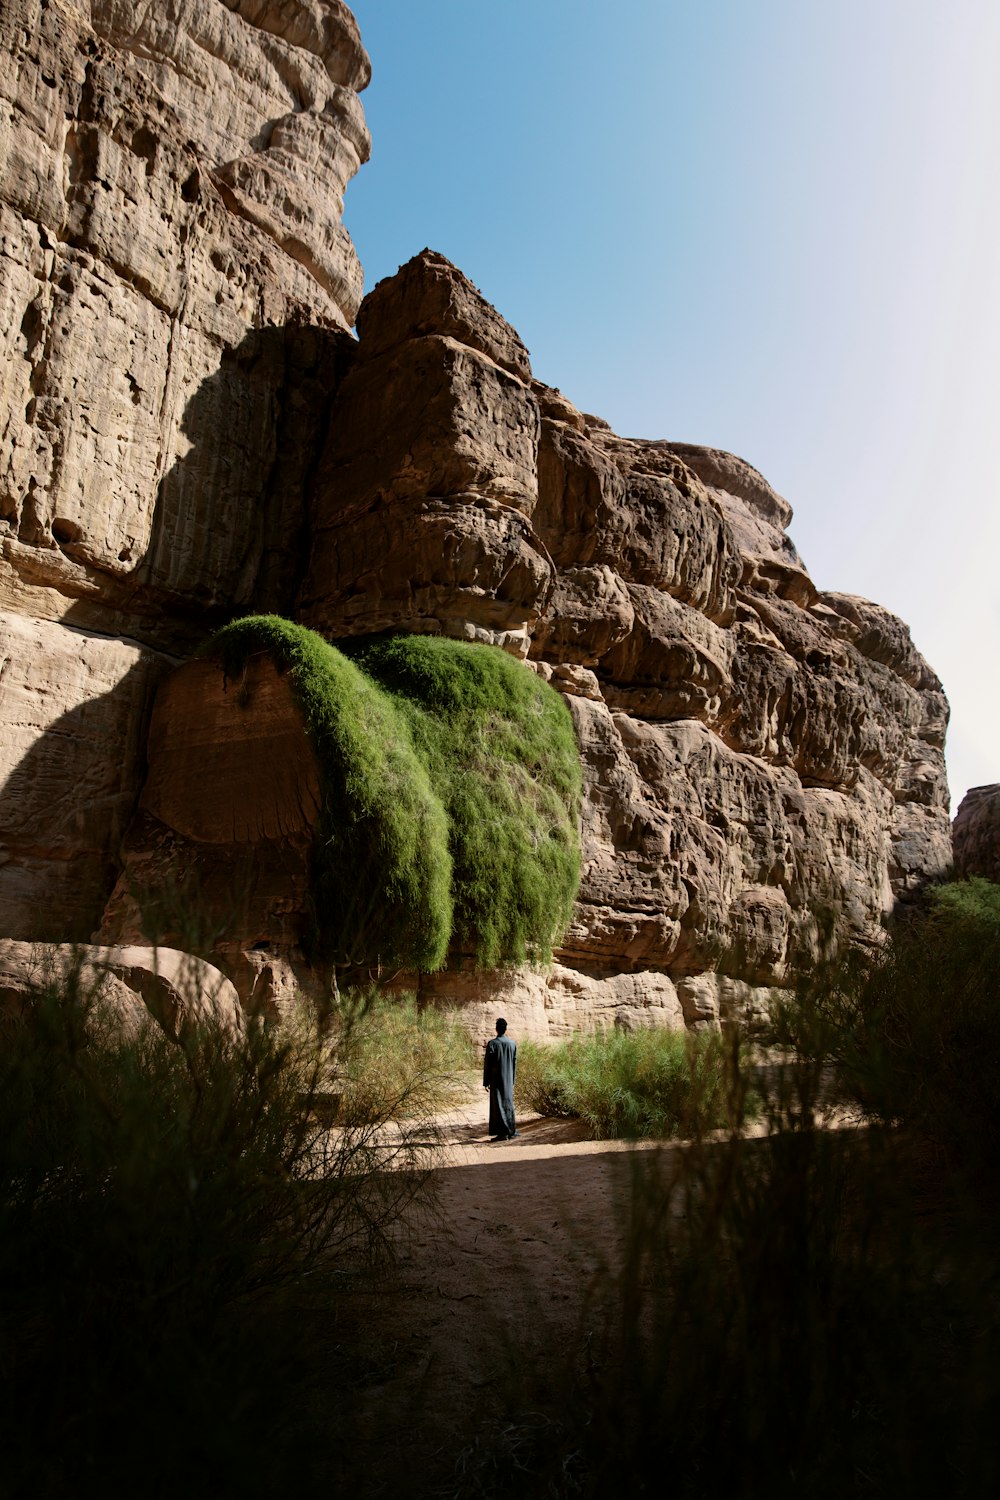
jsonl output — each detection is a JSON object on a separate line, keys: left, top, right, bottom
{"left": 346, "top": 0, "right": 1000, "bottom": 812}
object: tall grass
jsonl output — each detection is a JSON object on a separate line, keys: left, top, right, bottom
{"left": 350, "top": 633, "right": 582, "bottom": 968}
{"left": 201, "top": 619, "right": 582, "bottom": 971}
{"left": 0, "top": 960, "right": 437, "bottom": 1496}
{"left": 201, "top": 615, "right": 453, "bottom": 969}
{"left": 566, "top": 1071, "right": 999, "bottom": 1497}
{"left": 775, "top": 876, "right": 1000, "bottom": 1196}
{"left": 282, "top": 988, "right": 478, "bottom": 1125}
{"left": 517, "top": 1027, "right": 750, "bottom": 1139}
{"left": 478, "top": 884, "right": 1000, "bottom": 1495}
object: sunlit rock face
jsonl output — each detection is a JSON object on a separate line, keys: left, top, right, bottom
{"left": 0, "top": 0, "right": 368, "bottom": 950}
{"left": 297, "top": 249, "right": 549, "bottom": 653}
{"left": 0, "top": 4, "right": 954, "bottom": 1038}
{"left": 1, "top": 0, "right": 366, "bottom": 643}
{"left": 291, "top": 250, "right": 953, "bottom": 1032}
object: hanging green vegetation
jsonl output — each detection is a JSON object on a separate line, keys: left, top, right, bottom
{"left": 199, "top": 619, "right": 582, "bottom": 972}
{"left": 349, "top": 634, "right": 582, "bottom": 968}
{"left": 200, "top": 616, "right": 453, "bottom": 971}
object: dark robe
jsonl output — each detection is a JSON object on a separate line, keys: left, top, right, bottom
{"left": 483, "top": 1033, "right": 517, "bottom": 1138}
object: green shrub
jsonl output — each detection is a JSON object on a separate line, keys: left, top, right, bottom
{"left": 284, "top": 989, "right": 478, "bottom": 1125}
{"left": 777, "top": 878, "right": 1000, "bottom": 1192}
{"left": 564, "top": 1090, "right": 999, "bottom": 1498}
{"left": 929, "top": 873, "right": 1000, "bottom": 930}
{"left": 351, "top": 634, "right": 582, "bottom": 967}
{"left": 517, "top": 1026, "right": 748, "bottom": 1139}
{"left": 0, "top": 957, "right": 431, "bottom": 1495}
{"left": 201, "top": 615, "right": 453, "bottom": 970}
{"left": 200, "top": 621, "right": 582, "bottom": 972}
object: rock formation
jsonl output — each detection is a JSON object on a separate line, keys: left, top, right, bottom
{"left": 953, "top": 785, "right": 1000, "bottom": 885}
{"left": 0, "top": 939, "right": 243, "bottom": 1040}
{"left": 1, "top": 0, "right": 365, "bottom": 944}
{"left": 1, "top": 4, "right": 954, "bottom": 1039}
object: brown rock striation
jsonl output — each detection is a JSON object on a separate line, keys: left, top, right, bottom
{"left": 297, "top": 251, "right": 949, "bottom": 1030}
{"left": 0, "top": 610, "right": 173, "bottom": 942}
{"left": 0, "top": 6, "right": 954, "bottom": 1039}
{"left": 0, "top": 0, "right": 367, "bottom": 962}
{"left": 298, "top": 253, "right": 549, "bottom": 651}
{"left": 952, "top": 785, "right": 1000, "bottom": 885}
{"left": 1, "top": 0, "right": 366, "bottom": 645}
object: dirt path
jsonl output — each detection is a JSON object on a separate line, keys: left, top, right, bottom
{"left": 336, "top": 1082, "right": 671, "bottom": 1495}
{"left": 337, "top": 1072, "right": 867, "bottom": 1494}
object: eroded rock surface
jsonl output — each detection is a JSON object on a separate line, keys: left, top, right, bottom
{"left": 298, "top": 254, "right": 548, "bottom": 647}
{"left": 952, "top": 785, "right": 1000, "bottom": 884}
{"left": 1, "top": 0, "right": 365, "bottom": 646}
{"left": 101, "top": 653, "right": 325, "bottom": 1017}
{"left": 0, "top": 5, "right": 954, "bottom": 1040}
{"left": 294, "top": 251, "right": 952, "bottom": 1033}
{"left": 0, "top": 610, "right": 172, "bottom": 941}
{"left": 0, "top": 0, "right": 366, "bottom": 962}
{"left": 0, "top": 939, "right": 242, "bottom": 1039}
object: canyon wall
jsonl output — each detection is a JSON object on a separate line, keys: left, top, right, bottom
{"left": 1, "top": 0, "right": 364, "bottom": 941}
{"left": 953, "top": 785, "right": 1000, "bottom": 885}
{"left": 1, "top": 4, "right": 953, "bottom": 1038}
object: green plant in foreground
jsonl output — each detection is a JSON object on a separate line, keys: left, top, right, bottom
{"left": 0, "top": 959, "right": 432, "bottom": 1496}
{"left": 566, "top": 1087, "right": 1000, "bottom": 1497}
{"left": 447, "top": 1039, "right": 1000, "bottom": 1500}
{"left": 775, "top": 877, "right": 1000, "bottom": 1194}
{"left": 517, "top": 1026, "right": 749, "bottom": 1139}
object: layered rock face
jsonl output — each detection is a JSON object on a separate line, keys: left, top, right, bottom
{"left": 1, "top": 0, "right": 367, "bottom": 944}
{"left": 0, "top": 939, "right": 243, "bottom": 1040}
{"left": 1, "top": 6, "right": 953, "bottom": 1038}
{"left": 291, "top": 250, "right": 953, "bottom": 1029}
{"left": 1, "top": 0, "right": 366, "bottom": 643}
{"left": 953, "top": 786, "right": 1000, "bottom": 884}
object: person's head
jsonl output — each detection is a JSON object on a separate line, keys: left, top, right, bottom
{"left": 495, "top": 1017, "right": 507, "bottom": 1035}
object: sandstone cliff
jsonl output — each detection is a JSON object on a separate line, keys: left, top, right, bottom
{"left": 1, "top": 0, "right": 366, "bottom": 945}
{"left": 953, "top": 785, "right": 1000, "bottom": 885}
{"left": 1, "top": 5, "right": 954, "bottom": 1039}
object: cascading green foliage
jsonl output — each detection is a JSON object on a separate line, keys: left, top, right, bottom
{"left": 350, "top": 634, "right": 583, "bottom": 968}
{"left": 200, "top": 616, "right": 453, "bottom": 970}
{"left": 199, "top": 619, "right": 582, "bottom": 970}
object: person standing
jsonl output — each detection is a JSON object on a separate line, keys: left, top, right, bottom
{"left": 483, "top": 1017, "right": 518, "bottom": 1141}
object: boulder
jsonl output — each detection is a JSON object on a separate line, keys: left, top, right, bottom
{"left": 0, "top": 940, "right": 243, "bottom": 1040}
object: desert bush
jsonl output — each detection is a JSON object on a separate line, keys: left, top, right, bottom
{"left": 775, "top": 877, "right": 1000, "bottom": 1192}
{"left": 0, "top": 959, "right": 432, "bottom": 1496}
{"left": 351, "top": 633, "right": 582, "bottom": 967}
{"left": 201, "top": 615, "right": 453, "bottom": 970}
{"left": 285, "top": 989, "right": 478, "bottom": 1125}
{"left": 567, "top": 1081, "right": 999, "bottom": 1497}
{"left": 516, "top": 1026, "right": 750, "bottom": 1139}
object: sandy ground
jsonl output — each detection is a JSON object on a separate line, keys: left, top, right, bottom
{"left": 331, "top": 1068, "right": 865, "bottom": 1495}
{"left": 335, "top": 1082, "right": 675, "bottom": 1496}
